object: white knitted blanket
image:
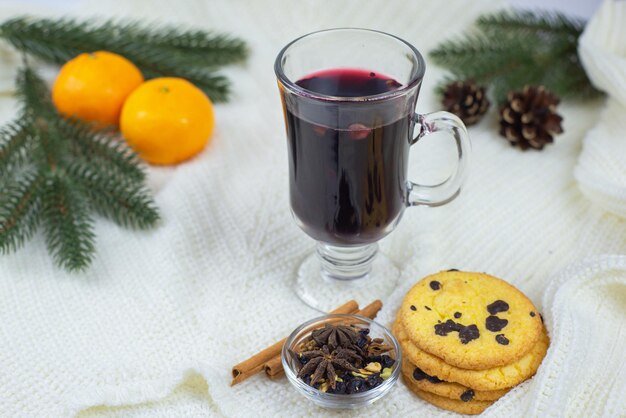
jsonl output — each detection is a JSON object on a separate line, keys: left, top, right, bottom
{"left": 576, "top": 0, "right": 626, "bottom": 219}
{"left": 0, "top": 0, "right": 625, "bottom": 417}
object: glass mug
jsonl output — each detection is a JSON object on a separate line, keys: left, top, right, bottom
{"left": 275, "top": 28, "right": 470, "bottom": 311}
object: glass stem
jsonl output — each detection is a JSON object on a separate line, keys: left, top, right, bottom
{"left": 317, "top": 242, "right": 378, "bottom": 281}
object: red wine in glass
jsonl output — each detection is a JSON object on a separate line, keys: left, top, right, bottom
{"left": 285, "top": 68, "right": 409, "bottom": 246}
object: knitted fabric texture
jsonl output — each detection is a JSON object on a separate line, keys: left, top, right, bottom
{"left": 576, "top": 0, "right": 626, "bottom": 219}
{"left": 0, "top": 0, "right": 624, "bottom": 417}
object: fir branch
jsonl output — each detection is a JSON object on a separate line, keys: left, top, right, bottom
{"left": 477, "top": 10, "right": 585, "bottom": 36}
{"left": 16, "top": 63, "right": 56, "bottom": 117}
{"left": 542, "top": 53, "right": 599, "bottom": 99}
{"left": 490, "top": 61, "right": 547, "bottom": 105}
{"left": 430, "top": 9, "right": 600, "bottom": 103}
{"left": 430, "top": 32, "right": 532, "bottom": 79}
{"left": 0, "top": 121, "right": 31, "bottom": 175}
{"left": 57, "top": 119, "right": 145, "bottom": 183}
{"left": 41, "top": 173, "right": 95, "bottom": 271}
{"left": 66, "top": 161, "right": 159, "bottom": 229}
{"left": 0, "top": 171, "right": 42, "bottom": 253}
{"left": 0, "top": 16, "right": 248, "bottom": 102}
{"left": 114, "top": 21, "right": 248, "bottom": 66}
{"left": 141, "top": 67, "right": 231, "bottom": 103}
{"left": 0, "top": 66, "right": 159, "bottom": 271}
{"left": 0, "top": 17, "right": 248, "bottom": 67}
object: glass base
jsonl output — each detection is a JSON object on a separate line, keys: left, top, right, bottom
{"left": 295, "top": 242, "right": 400, "bottom": 312}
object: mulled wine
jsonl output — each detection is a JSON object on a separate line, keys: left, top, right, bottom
{"left": 283, "top": 68, "right": 411, "bottom": 245}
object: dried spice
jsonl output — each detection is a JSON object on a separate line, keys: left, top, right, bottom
{"left": 311, "top": 324, "right": 359, "bottom": 348}
{"left": 294, "top": 323, "right": 396, "bottom": 394}
{"left": 367, "top": 340, "right": 394, "bottom": 357}
{"left": 297, "top": 346, "right": 360, "bottom": 388}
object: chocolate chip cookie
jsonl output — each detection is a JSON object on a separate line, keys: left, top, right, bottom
{"left": 399, "top": 271, "right": 543, "bottom": 369}
{"left": 393, "top": 320, "right": 549, "bottom": 391}
{"left": 403, "top": 375, "right": 494, "bottom": 415}
{"left": 400, "top": 359, "right": 509, "bottom": 401}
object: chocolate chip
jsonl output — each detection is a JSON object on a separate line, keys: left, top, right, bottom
{"left": 369, "top": 72, "right": 375, "bottom": 77}
{"left": 413, "top": 367, "right": 444, "bottom": 384}
{"left": 435, "top": 319, "right": 463, "bottom": 336}
{"left": 487, "top": 300, "right": 509, "bottom": 315}
{"left": 459, "top": 325, "right": 480, "bottom": 344}
{"left": 496, "top": 334, "right": 509, "bottom": 345}
{"left": 486, "top": 315, "right": 508, "bottom": 332}
{"left": 540, "top": 313, "right": 544, "bottom": 323}
{"left": 410, "top": 305, "right": 417, "bottom": 311}
{"left": 424, "top": 306, "right": 431, "bottom": 311}
{"left": 530, "top": 311, "right": 536, "bottom": 317}
{"left": 447, "top": 268, "right": 459, "bottom": 272}
{"left": 454, "top": 312, "right": 462, "bottom": 319}
{"left": 460, "top": 389, "right": 475, "bottom": 402}
{"left": 435, "top": 320, "right": 480, "bottom": 344}
{"left": 430, "top": 281, "right": 441, "bottom": 290}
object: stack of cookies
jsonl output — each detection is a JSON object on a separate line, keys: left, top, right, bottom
{"left": 393, "top": 270, "right": 549, "bottom": 415}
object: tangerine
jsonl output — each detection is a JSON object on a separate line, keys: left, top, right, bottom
{"left": 52, "top": 51, "right": 144, "bottom": 127}
{"left": 120, "top": 77, "right": 215, "bottom": 165}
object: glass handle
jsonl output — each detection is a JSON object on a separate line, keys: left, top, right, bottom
{"left": 407, "top": 111, "right": 471, "bottom": 206}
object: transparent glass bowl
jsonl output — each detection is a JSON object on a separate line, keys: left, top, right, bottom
{"left": 281, "top": 314, "right": 402, "bottom": 409}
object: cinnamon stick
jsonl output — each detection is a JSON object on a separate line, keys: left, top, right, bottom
{"left": 231, "top": 299, "right": 359, "bottom": 385}
{"left": 263, "top": 299, "right": 384, "bottom": 378}
{"left": 265, "top": 364, "right": 285, "bottom": 380}
{"left": 355, "top": 299, "right": 383, "bottom": 320}
{"left": 264, "top": 355, "right": 284, "bottom": 377}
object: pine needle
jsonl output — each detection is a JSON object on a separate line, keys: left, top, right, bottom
{"left": 0, "top": 171, "right": 42, "bottom": 253}
{"left": 66, "top": 160, "right": 159, "bottom": 229}
{"left": 0, "top": 66, "right": 159, "bottom": 271}
{"left": 41, "top": 173, "right": 95, "bottom": 271}
{"left": 477, "top": 10, "right": 585, "bottom": 36}
{"left": 0, "top": 121, "right": 31, "bottom": 175}
{"left": 0, "top": 16, "right": 248, "bottom": 102}
{"left": 58, "top": 119, "right": 146, "bottom": 183}
{"left": 430, "top": 9, "right": 600, "bottom": 103}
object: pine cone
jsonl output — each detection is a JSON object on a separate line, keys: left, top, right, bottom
{"left": 442, "top": 80, "right": 490, "bottom": 126}
{"left": 499, "top": 86, "right": 563, "bottom": 150}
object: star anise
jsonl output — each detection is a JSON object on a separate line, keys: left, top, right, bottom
{"left": 297, "top": 346, "right": 361, "bottom": 388}
{"left": 311, "top": 324, "right": 358, "bottom": 348}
